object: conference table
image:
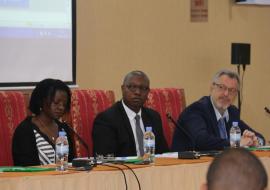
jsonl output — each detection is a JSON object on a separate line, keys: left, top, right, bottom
{"left": 1, "top": 151, "right": 270, "bottom": 190}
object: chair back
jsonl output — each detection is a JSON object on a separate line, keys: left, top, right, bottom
{"left": 0, "top": 91, "right": 27, "bottom": 166}
{"left": 69, "top": 89, "right": 115, "bottom": 157}
{"left": 145, "top": 88, "right": 186, "bottom": 148}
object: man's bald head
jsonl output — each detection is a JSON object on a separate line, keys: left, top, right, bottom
{"left": 205, "top": 148, "right": 267, "bottom": 190}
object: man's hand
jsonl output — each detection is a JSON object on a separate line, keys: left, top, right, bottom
{"left": 240, "top": 130, "right": 259, "bottom": 147}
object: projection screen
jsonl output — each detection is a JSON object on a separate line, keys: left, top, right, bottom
{"left": 0, "top": 0, "right": 76, "bottom": 88}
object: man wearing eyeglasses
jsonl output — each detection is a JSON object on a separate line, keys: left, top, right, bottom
{"left": 172, "top": 69, "right": 264, "bottom": 151}
{"left": 93, "top": 70, "right": 168, "bottom": 157}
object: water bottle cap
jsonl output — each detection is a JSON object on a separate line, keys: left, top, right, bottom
{"left": 59, "top": 131, "right": 66, "bottom": 137}
{"left": 232, "top": 121, "right": 238, "bottom": 126}
{"left": 146, "top": 127, "right": 152, "bottom": 132}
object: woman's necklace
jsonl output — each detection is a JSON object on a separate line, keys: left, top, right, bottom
{"left": 36, "top": 117, "right": 58, "bottom": 142}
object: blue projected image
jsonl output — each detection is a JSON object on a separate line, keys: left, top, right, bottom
{"left": 0, "top": 0, "right": 74, "bottom": 86}
{"left": 0, "top": 0, "right": 71, "bottom": 38}
{"left": 0, "top": 27, "right": 70, "bottom": 38}
{"left": 0, "top": 0, "right": 29, "bottom": 7}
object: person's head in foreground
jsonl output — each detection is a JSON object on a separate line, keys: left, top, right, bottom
{"left": 201, "top": 148, "right": 268, "bottom": 190}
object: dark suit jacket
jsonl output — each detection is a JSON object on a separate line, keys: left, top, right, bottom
{"left": 92, "top": 101, "right": 169, "bottom": 157}
{"left": 171, "top": 96, "right": 265, "bottom": 151}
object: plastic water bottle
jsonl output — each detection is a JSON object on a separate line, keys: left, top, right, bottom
{"left": 143, "top": 126, "right": 155, "bottom": 163}
{"left": 55, "top": 131, "right": 69, "bottom": 171}
{"left": 230, "top": 121, "right": 241, "bottom": 148}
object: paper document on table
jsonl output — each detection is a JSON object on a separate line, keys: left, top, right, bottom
{"left": 246, "top": 146, "right": 270, "bottom": 151}
{"left": 115, "top": 156, "right": 142, "bottom": 163}
{"left": 155, "top": 152, "right": 178, "bottom": 158}
{"left": 0, "top": 167, "right": 55, "bottom": 172}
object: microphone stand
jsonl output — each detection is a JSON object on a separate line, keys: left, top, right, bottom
{"left": 67, "top": 126, "right": 90, "bottom": 158}
{"left": 166, "top": 113, "right": 200, "bottom": 159}
{"left": 167, "top": 113, "right": 221, "bottom": 158}
{"left": 237, "top": 64, "right": 241, "bottom": 115}
{"left": 265, "top": 107, "right": 270, "bottom": 114}
{"left": 65, "top": 125, "right": 96, "bottom": 169}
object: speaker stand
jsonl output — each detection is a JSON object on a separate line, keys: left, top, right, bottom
{"left": 237, "top": 65, "right": 241, "bottom": 116}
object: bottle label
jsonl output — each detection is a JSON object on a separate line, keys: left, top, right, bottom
{"left": 56, "top": 145, "right": 69, "bottom": 155}
{"left": 144, "top": 139, "right": 155, "bottom": 147}
{"left": 230, "top": 133, "right": 241, "bottom": 142}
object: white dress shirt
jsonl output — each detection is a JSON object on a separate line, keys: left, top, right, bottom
{"left": 122, "top": 100, "right": 145, "bottom": 156}
{"left": 210, "top": 97, "right": 229, "bottom": 123}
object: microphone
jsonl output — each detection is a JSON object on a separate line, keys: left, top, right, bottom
{"left": 166, "top": 113, "right": 199, "bottom": 159}
{"left": 65, "top": 124, "right": 90, "bottom": 158}
{"left": 166, "top": 113, "right": 221, "bottom": 158}
{"left": 264, "top": 107, "right": 270, "bottom": 114}
{"left": 64, "top": 124, "right": 95, "bottom": 169}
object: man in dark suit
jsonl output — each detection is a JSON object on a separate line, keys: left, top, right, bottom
{"left": 172, "top": 69, "right": 264, "bottom": 151}
{"left": 93, "top": 70, "right": 168, "bottom": 157}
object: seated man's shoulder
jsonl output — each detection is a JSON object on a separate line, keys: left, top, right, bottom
{"left": 183, "top": 96, "right": 210, "bottom": 114}
{"left": 142, "top": 106, "right": 160, "bottom": 117}
{"left": 227, "top": 104, "right": 239, "bottom": 113}
{"left": 95, "top": 101, "right": 123, "bottom": 120}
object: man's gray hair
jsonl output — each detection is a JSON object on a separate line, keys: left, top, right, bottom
{"left": 212, "top": 69, "right": 240, "bottom": 88}
{"left": 123, "top": 70, "right": 150, "bottom": 85}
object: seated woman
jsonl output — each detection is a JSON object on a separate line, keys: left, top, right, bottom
{"left": 12, "top": 79, "right": 74, "bottom": 166}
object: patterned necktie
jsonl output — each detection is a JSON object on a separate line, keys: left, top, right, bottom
{"left": 135, "top": 115, "right": 144, "bottom": 156}
{"left": 218, "top": 117, "right": 228, "bottom": 139}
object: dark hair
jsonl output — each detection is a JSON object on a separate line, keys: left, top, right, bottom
{"left": 29, "top": 78, "right": 71, "bottom": 115}
{"left": 207, "top": 148, "right": 267, "bottom": 190}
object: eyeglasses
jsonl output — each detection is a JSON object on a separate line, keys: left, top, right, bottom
{"left": 213, "top": 83, "right": 238, "bottom": 95}
{"left": 125, "top": 84, "right": 150, "bottom": 93}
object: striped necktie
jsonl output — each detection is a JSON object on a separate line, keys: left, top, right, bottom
{"left": 135, "top": 115, "right": 144, "bottom": 156}
{"left": 218, "top": 117, "right": 228, "bottom": 139}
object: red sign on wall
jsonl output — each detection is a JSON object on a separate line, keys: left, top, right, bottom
{"left": 191, "top": 0, "right": 208, "bottom": 22}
